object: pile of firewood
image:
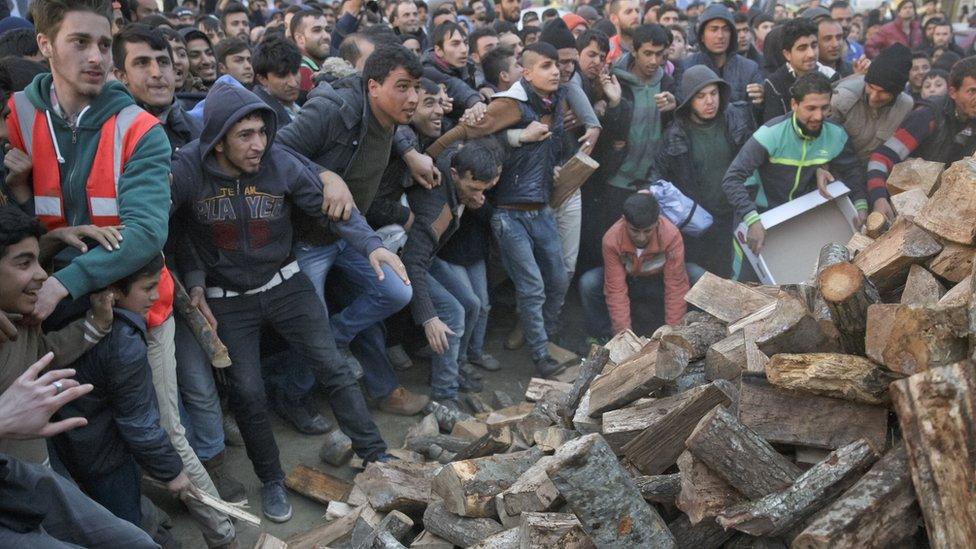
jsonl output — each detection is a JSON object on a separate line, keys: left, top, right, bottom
{"left": 258, "top": 157, "right": 976, "bottom": 548}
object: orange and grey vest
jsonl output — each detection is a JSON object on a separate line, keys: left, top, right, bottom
{"left": 6, "top": 92, "right": 174, "bottom": 328}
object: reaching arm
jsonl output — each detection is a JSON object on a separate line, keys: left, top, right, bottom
{"left": 722, "top": 135, "right": 771, "bottom": 225}
{"left": 866, "top": 104, "right": 937, "bottom": 205}
{"left": 426, "top": 98, "right": 523, "bottom": 158}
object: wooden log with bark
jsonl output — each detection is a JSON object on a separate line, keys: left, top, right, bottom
{"left": 354, "top": 461, "right": 439, "bottom": 513}
{"left": 587, "top": 340, "right": 688, "bottom": 415}
{"left": 495, "top": 455, "right": 562, "bottom": 528}
{"left": 545, "top": 434, "right": 676, "bottom": 548}
{"left": 667, "top": 515, "right": 735, "bottom": 549}
{"left": 792, "top": 443, "right": 921, "bottom": 549}
{"left": 864, "top": 212, "right": 889, "bottom": 238}
{"left": 817, "top": 261, "right": 879, "bottom": 355}
{"left": 684, "top": 271, "right": 775, "bottom": 323}
{"left": 715, "top": 439, "right": 878, "bottom": 537}
{"left": 173, "top": 278, "right": 231, "bottom": 367}
{"left": 737, "top": 373, "right": 888, "bottom": 452}
{"left": 852, "top": 216, "right": 942, "bottom": 293}
{"left": 890, "top": 362, "right": 976, "bottom": 549}
{"left": 524, "top": 378, "right": 571, "bottom": 402}
{"left": 914, "top": 157, "right": 976, "bottom": 245}
{"left": 864, "top": 304, "right": 898, "bottom": 364}
{"left": 633, "top": 474, "right": 682, "bottom": 505}
{"left": 409, "top": 530, "right": 453, "bottom": 549}
{"left": 467, "top": 527, "right": 519, "bottom": 549}
{"left": 880, "top": 303, "right": 968, "bottom": 375}
{"left": 356, "top": 511, "right": 413, "bottom": 549}
{"left": 652, "top": 320, "right": 727, "bottom": 361}
{"left": 560, "top": 345, "right": 610, "bottom": 424}
{"left": 431, "top": 449, "right": 542, "bottom": 518}
{"left": 675, "top": 450, "right": 743, "bottom": 524}
{"left": 764, "top": 353, "right": 901, "bottom": 405}
{"left": 926, "top": 242, "right": 976, "bottom": 283}
{"left": 518, "top": 512, "right": 594, "bottom": 548}
{"left": 452, "top": 425, "right": 513, "bottom": 461}
{"left": 422, "top": 500, "right": 506, "bottom": 548}
{"left": 705, "top": 332, "right": 746, "bottom": 380}
{"left": 684, "top": 406, "right": 802, "bottom": 499}
{"left": 284, "top": 464, "right": 353, "bottom": 505}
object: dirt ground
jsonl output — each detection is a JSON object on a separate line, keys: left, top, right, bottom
{"left": 157, "top": 292, "right": 589, "bottom": 548}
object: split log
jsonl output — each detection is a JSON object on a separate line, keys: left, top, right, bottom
{"left": 515, "top": 398, "right": 560, "bottom": 443}
{"left": 524, "top": 378, "right": 571, "bottom": 402}
{"left": 319, "top": 428, "right": 354, "bottom": 466}
{"left": 422, "top": 500, "right": 505, "bottom": 548}
{"left": 518, "top": 512, "right": 594, "bottom": 549}
{"left": 914, "top": 157, "right": 976, "bottom": 244}
{"left": 926, "top": 242, "right": 976, "bottom": 283}
{"left": 287, "top": 505, "right": 375, "bottom": 549}
{"left": 485, "top": 402, "right": 535, "bottom": 427}
{"left": 253, "top": 533, "right": 287, "bottom": 549}
{"left": 864, "top": 212, "right": 889, "bottom": 238}
{"left": 664, "top": 360, "right": 710, "bottom": 395}
{"left": 675, "top": 450, "right": 743, "bottom": 524}
{"left": 726, "top": 302, "right": 777, "bottom": 335}
{"left": 667, "top": 515, "right": 735, "bottom": 549}
{"left": 603, "top": 330, "right": 648, "bottom": 365}
{"left": 715, "top": 439, "right": 878, "bottom": 537}
{"left": 464, "top": 393, "right": 494, "bottom": 415}
{"left": 864, "top": 304, "right": 898, "bottom": 364}
{"left": 743, "top": 324, "right": 769, "bottom": 374}
{"left": 889, "top": 187, "right": 928, "bottom": 217}
{"left": 534, "top": 426, "right": 575, "bottom": 452}
{"left": 468, "top": 527, "right": 519, "bottom": 549}
{"left": 588, "top": 340, "right": 688, "bottom": 415}
{"left": 885, "top": 157, "right": 944, "bottom": 196}
{"left": 354, "top": 461, "right": 439, "bottom": 513}
{"left": 173, "top": 278, "right": 231, "bottom": 368}
{"left": 489, "top": 390, "right": 516, "bottom": 410}
{"left": 764, "top": 353, "right": 901, "bottom": 405}
{"left": 284, "top": 464, "right": 352, "bottom": 505}
{"left": 431, "top": 449, "right": 542, "bottom": 518}
{"left": 545, "top": 434, "right": 676, "bottom": 548}
{"left": 450, "top": 418, "right": 488, "bottom": 441}
{"left": 326, "top": 500, "right": 355, "bottom": 521}
{"left": 880, "top": 304, "right": 968, "bottom": 375}
{"left": 684, "top": 271, "right": 775, "bottom": 323}
{"left": 633, "top": 474, "right": 681, "bottom": 505}
{"left": 901, "top": 264, "right": 946, "bottom": 304}
{"left": 560, "top": 345, "right": 610, "bottom": 423}
{"left": 737, "top": 373, "right": 888, "bottom": 452}
{"left": 453, "top": 425, "right": 513, "bottom": 461}
{"left": 853, "top": 216, "right": 942, "bottom": 292}
{"left": 652, "top": 320, "right": 727, "bottom": 360}
{"left": 792, "top": 443, "right": 921, "bottom": 549}
{"left": 356, "top": 511, "right": 413, "bottom": 549}
{"left": 890, "top": 362, "right": 976, "bottom": 549}
{"left": 551, "top": 151, "right": 599, "bottom": 208}
{"left": 845, "top": 233, "right": 874, "bottom": 257}
{"left": 409, "top": 530, "right": 453, "bottom": 549}
{"left": 939, "top": 276, "right": 971, "bottom": 306}
{"left": 705, "top": 332, "right": 746, "bottom": 380}
{"left": 572, "top": 390, "right": 600, "bottom": 434}
{"left": 495, "top": 455, "right": 561, "bottom": 528}
{"left": 817, "top": 261, "right": 879, "bottom": 355}
{"left": 618, "top": 382, "right": 736, "bottom": 474}
{"left": 685, "top": 406, "right": 802, "bottom": 499}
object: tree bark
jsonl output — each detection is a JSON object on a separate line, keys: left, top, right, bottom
{"left": 817, "top": 261, "right": 879, "bottom": 356}
{"left": 764, "top": 353, "right": 901, "bottom": 405}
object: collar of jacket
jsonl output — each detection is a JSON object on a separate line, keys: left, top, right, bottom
{"left": 790, "top": 112, "right": 819, "bottom": 141}
{"left": 114, "top": 307, "right": 148, "bottom": 338}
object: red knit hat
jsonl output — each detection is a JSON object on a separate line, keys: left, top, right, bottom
{"left": 562, "top": 13, "right": 588, "bottom": 33}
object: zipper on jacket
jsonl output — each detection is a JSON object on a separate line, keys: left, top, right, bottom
{"left": 790, "top": 138, "right": 808, "bottom": 201}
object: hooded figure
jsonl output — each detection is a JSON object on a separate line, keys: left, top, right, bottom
{"left": 679, "top": 4, "right": 763, "bottom": 123}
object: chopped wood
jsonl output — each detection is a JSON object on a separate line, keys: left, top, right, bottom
{"left": 319, "top": 428, "right": 354, "bottom": 467}
{"left": 518, "top": 512, "right": 594, "bottom": 549}
{"left": 354, "top": 461, "right": 439, "bottom": 513}
{"left": 495, "top": 455, "right": 562, "bottom": 528}
{"left": 846, "top": 233, "right": 874, "bottom": 257}
{"left": 633, "top": 473, "right": 681, "bottom": 505}
{"left": 468, "top": 527, "right": 520, "bottom": 549}
{"left": 737, "top": 373, "right": 888, "bottom": 452}
{"left": 603, "top": 329, "right": 649, "bottom": 366}
{"left": 422, "top": 499, "right": 506, "bottom": 548}
{"left": 864, "top": 212, "right": 889, "bottom": 238}
{"left": 524, "top": 378, "right": 571, "bottom": 402}
{"left": 684, "top": 272, "right": 775, "bottom": 323}
{"left": 939, "top": 276, "right": 971, "bottom": 306}
{"left": 926, "top": 242, "right": 976, "bottom": 283}
{"left": 431, "top": 449, "right": 542, "bottom": 518}
{"left": 144, "top": 477, "right": 261, "bottom": 526}
{"left": 705, "top": 332, "right": 746, "bottom": 380}
{"left": 253, "top": 532, "right": 287, "bottom": 549}
{"left": 880, "top": 303, "right": 968, "bottom": 375}
{"left": 743, "top": 324, "right": 769, "bottom": 374}
{"left": 409, "top": 530, "right": 453, "bottom": 549}
{"left": 890, "top": 362, "right": 976, "bottom": 549}
{"left": 901, "top": 264, "right": 946, "bottom": 305}
{"left": 551, "top": 151, "right": 599, "bottom": 208}
{"left": 864, "top": 303, "right": 898, "bottom": 364}
{"left": 588, "top": 340, "right": 688, "bottom": 416}
{"left": 621, "top": 382, "right": 736, "bottom": 474}
{"left": 653, "top": 320, "right": 727, "bottom": 360}
{"left": 685, "top": 406, "right": 802, "bottom": 499}
{"left": 560, "top": 345, "right": 610, "bottom": 424}
{"left": 817, "top": 261, "right": 879, "bottom": 355}
{"left": 486, "top": 402, "right": 535, "bottom": 427}
{"left": 173, "top": 278, "right": 231, "bottom": 368}
{"left": 792, "top": 443, "right": 921, "bottom": 549}
{"left": 284, "top": 464, "right": 352, "bottom": 505}
{"left": 464, "top": 393, "right": 494, "bottom": 415}
{"left": 450, "top": 418, "right": 488, "bottom": 441}
{"left": 815, "top": 242, "right": 852, "bottom": 276}
{"left": 675, "top": 450, "right": 743, "bottom": 524}
{"left": 326, "top": 500, "right": 355, "bottom": 522}
{"left": 489, "top": 390, "right": 516, "bottom": 410}
{"left": 715, "top": 439, "right": 878, "bottom": 537}
{"left": 914, "top": 158, "right": 976, "bottom": 244}
{"left": 890, "top": 187, "right": 928, "bottom": 217}
{"left": 545, "top": 434, "right": 676, "bottom": 548}
{"left": 667, "top": 515, "right": 735, "bottom": 549}
{"left": 533, "top": 426, "right": 575, "bottom": 452}
{"left": 764, "top": 353, "right": 901, "bottom": 405}
{"left": 572, "top": 390, "right": 600, "bottom": 434}
{"left": 515, "top": 398, "right": 560, "bottom": 442}
{"left": 725, "top": 302, "right": 777, "bottom": 335}
{"left": 853, "top": 216, "right": 942, "bottom": 292}
{"left": 287, "top": 505, "right": 373, "bottom": 549}
{"left": 453, "top": 425, "right": 513, "bottom": 461}
{"left": 885, "top": 157, "right": 944, "bottom": 196}
{"left": 356, "top": 510, "right": 413, "bottom": 549}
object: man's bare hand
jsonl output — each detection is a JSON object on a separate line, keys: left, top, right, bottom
{"left": 320, "top": 170, "right": 355, "bottom": 221}
{"left": 368, "top": 247, "right": 410, "bottom": 285}
{"left": 460, "top": 101, "right": 487, "bottom": 125}
{"left": 46, "top": 225, "right": 125, "bottom": 253}
{"left": 520, "top": 121, "right": 551, "bottom": 143}
{"left": 747, "top": 221, "right": 766, "bottom": 255}
{"left": 563, "top": 109, "right": 580, "bottom": 131}
{"left": 815, "top": 167, "right": 834, "bottom": 198}
{"left": 578, "top": 127, "right": 601, "bottom": 155}
{"left": 423, "top": 317, "right": 455, "bottom": 355}
{"left": 872, "top": 197, "right": 895, "bottom": 222}
{"left": 602, "top": 72, "right": 622, "bottom": 107}
{"left": 853, "top": 55, "right": 870, "bottom": 75}
{"left": 189, "top": 286, "right": 218, "bottom": 330}
{"left": 403, "top": 149, "right": 441, "bottom": 189}
{"left": 4, "top": 144, "right": 31, "bottom": 189}
{"left": 0, "top": 352, "right": 93, "bottom": 439}
{"left": 747, "top": 83, "right": 764, "bottom": 105}
{"left": 29, "top": 277, "right": 70, "bottom": 325}
{"left": 165, "top": 470, "right": 192, "bottom": 496}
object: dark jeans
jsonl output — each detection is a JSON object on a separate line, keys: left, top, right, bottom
{"left": 209, "top": 273, "right": 387, "bottom": 483}
{"left": 0, "top": 454, "right": 157, "bottom": 548}
{"left": 78, "top": 457, "right": 142, "bottom": 528}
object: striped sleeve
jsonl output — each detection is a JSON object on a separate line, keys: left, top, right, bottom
{"left": 866, "top": 105, "right": 938, "bottom": 204}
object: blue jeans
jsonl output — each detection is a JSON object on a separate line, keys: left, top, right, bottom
{"left": 426, "top": 258, "right": 481, "bottom": 400}
{"left": 208, "top": 274, "right": 386, "bottom": 483}
{"left": 268, "top": 240, "right": 410, "bottom": 401}
{"left": 80, "top": 457, "right": 142, "bottom": 527}
{"left": 440, "top": 259, "right": 490, "bottom": 360}
{"left": 490, "top": 208, "right": 569, "bottom": 360}
{"left": 174, "top": 316, "right": 224, "bottom": 462}
{"left": 579, "top": 264, "right": 706, "bottom": 338}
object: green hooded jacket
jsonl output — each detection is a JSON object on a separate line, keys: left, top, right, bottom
{"left": 19, "top": 74, "right": 172, "bottom": 299}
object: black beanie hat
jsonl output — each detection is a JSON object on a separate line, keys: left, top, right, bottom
{"left": 540, "top": 19, "right": 576, "bottom": 50}
{"left": 865, "top": 43, "right": 912, "bottom": 94}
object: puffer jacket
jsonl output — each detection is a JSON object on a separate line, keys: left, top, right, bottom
{"left": 830, "top": 74, "right": 914, "bottom": 166}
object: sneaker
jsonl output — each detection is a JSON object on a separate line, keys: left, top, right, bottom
{"left": 460, "top": 362, "right": 484, "bottom": 381}
{"left": 387, "top": 344, "right": 413, "bottom": 371}
{"left": 458, "top": 369, "right": 484, "bottom": 393}
{"left": 271, "top": 392, "right": 331, "bottom": 435}
{"left": 467, "top": 351, "right": 501, "bottom": 371}
{"left": 534, "top": 354, "right": 568, "bottom": 379}
{"left": 338, "top": 347, "right": 364, "bottom": 379}
{"left": 378, "top": 386, "right": 430, "bottom": 416}
{"left": 201, "top": 450, "right": 248, "bottom": 505}
{"left": 505, "top": 321, "right": 525, "bottom": 350}
{"left": 261, "top": 481, "right": 293, "bottom": 523}
{"left": 222, "top": 415, "right": 244, "bottom": 447}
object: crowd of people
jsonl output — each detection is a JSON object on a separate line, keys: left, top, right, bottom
{"left": 2, "top": 0, "right": 976, "bottom": 545}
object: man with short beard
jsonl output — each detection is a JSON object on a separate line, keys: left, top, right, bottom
{"left": 290, "top": 9, "right": 331, "bottom": 92}
{"left": 722, "top": 72, "right": 868, "bottom": 279}
{"left": 180, "top": 27, "right": 217, "bottom": 87}
{"left": 607, "top": 0, "right": 640, "bottom": 63}
{"left": 495, "top": 0, "right": 519, "bottom": 24}
{"left": 391, "top": 0, "right": 427, "bottom": 50}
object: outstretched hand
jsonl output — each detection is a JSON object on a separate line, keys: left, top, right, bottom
{"left": 0, "top": 352, "right": 94, "bottom": 439}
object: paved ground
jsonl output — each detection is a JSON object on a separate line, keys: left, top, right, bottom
{"left": 158, "top": 290, "right": 590, "bottom": 547}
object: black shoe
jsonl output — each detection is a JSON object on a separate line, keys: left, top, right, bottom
{"left": 202, "top": 451, "right": 248, "bottom": 505}
{"left": 261, "top": 481, "right": 293, "bottom": 523}
{"left": 271, "top": 392, "right": 330, "bottom": 435}
{"left": 534, "top": 354, "right": 568, "bottom": 379}
{"left": 458, "top": 370, "right": 483, "bottom": 393}
{"left": 460, "top": 362, "right": 484, "bottom": 381}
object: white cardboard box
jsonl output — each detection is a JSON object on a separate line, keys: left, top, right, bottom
{"left": 734, "top": 181, "right": 858, "bottom": 285}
